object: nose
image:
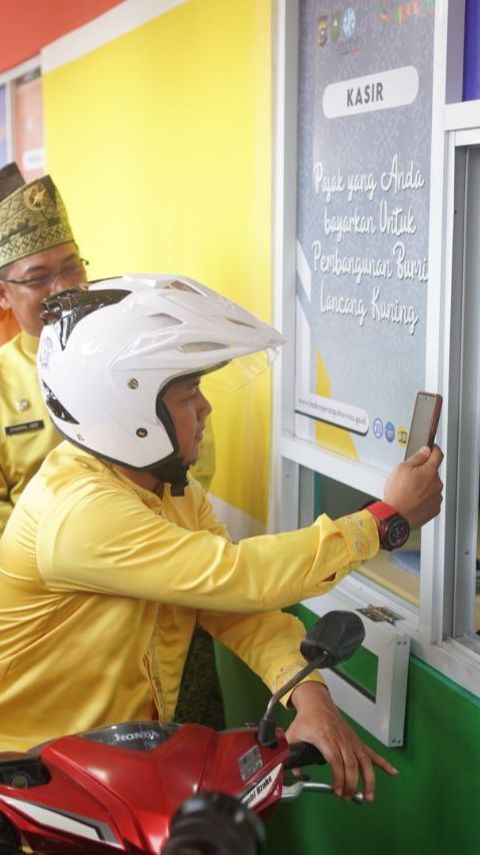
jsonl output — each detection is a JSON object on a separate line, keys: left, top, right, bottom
{"left": 198, "top": 390, "right": 212, "bottom": 417}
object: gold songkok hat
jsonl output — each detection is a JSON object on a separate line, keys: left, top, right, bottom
{"left": 0, "top": 162, "right": 75, "bottom": 268}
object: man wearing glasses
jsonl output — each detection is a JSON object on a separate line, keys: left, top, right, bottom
{"left": 0, "top": 163, "right": 88, "bottom": 534}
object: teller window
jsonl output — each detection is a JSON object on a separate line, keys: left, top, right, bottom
{"left": 315, "top": 474, "right": 420, "bottom": 609}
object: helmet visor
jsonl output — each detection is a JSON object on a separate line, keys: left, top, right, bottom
{"left": 201, "top": 347, "right": 280, "bottom": 396}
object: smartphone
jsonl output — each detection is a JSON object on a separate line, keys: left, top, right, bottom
{"left": 404, "top": 392, "right": 443, "bottom": 460}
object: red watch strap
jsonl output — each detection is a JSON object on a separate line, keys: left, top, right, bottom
{"left": 364, "top": 501, "right": 399, "bottom": 521}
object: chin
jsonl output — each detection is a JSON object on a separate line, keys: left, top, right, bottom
{"left": 185, "top": 449, "right": 200, "bottom": 467}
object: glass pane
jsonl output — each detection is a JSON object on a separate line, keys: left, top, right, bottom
{"left": 13, "top": 70, "right": 44, "bottom": 181}
{"left": 358, "top": 531, "right": 420, "bottom": 608}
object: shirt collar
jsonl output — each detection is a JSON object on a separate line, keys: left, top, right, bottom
{"left": 20, "top": 332, "right": 40, "bottom": 358}
{"left": 111, "top": 465, "right": 170, "bottom": 509}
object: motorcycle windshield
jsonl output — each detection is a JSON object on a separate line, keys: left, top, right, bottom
{"left": 77, "top": 720, "right": 182, "bottom": 752}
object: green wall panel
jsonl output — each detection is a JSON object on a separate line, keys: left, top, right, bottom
{"left": 216, "top": 604, "right": 480, "bottom": 855}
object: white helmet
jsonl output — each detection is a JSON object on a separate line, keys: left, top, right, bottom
{"left": 37, "top": 274, "right": 284, "bottom": 483}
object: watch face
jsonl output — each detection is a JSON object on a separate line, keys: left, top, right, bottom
{"left": 383, "top": 516, "right": 410, "bottom": 550}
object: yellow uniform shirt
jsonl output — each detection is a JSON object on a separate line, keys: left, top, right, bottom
{"left": 0, "top": 332, "right": 60, "bottom": 533}
{"left": 0, "top": 441, "right": 378, "bottom": 751}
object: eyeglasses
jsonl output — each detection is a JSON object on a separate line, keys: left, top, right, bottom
{"left": 1, "top": 259, "right": 90, "bottom": 290}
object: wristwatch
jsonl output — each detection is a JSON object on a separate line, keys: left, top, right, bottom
{"left": 363, "top": 501, "right": 410, "bottom": 551}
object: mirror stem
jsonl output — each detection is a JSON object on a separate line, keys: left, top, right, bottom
{"left": 257, "top": 652, "right": 329, "bottom": 747}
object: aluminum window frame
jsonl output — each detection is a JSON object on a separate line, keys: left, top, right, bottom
{"left": 271, "top": 0, "right": 480, "bottom": 701}
{"left": 0, "top": 56, "right": 41, "bottom": 167}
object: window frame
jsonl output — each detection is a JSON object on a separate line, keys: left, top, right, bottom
{"left": 0, "top": 56, "right": 41, "bottom": 169}
{"left": 271, "top": 0, "right": 480, "bottom": 699}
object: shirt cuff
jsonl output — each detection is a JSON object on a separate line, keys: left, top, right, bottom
{"left": 335, "top": 509, "right": 379, "bottom": 563}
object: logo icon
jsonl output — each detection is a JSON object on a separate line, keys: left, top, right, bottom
{"left": 331, "top": 11, "right": 341, "bottom": 42}
{"left": 342, "top": 7, "right": 356, "bottom": 39}
{"left": 39, "top": 337, "right": 54, "bottom": 369}
{"left": 317, "top": 14, "right": 329, "bottom": 47}
{"left": 373, "top": 418, "right": 383, "bottom": 439}
{"left": 24, "top": 183, "right": 48, "bottom": 211}
{"left": 385, "top": 422, "right": 395, "bottom": 443}
{"left": 397, "top": 426, "right": 408, "bottom": 446}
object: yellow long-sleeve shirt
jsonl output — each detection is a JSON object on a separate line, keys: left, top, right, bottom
{"left": 0, "top": 332, "right": 60, "bottom": 533}
{"left": 0, "top": 441, "right": 378, "bottom": 751}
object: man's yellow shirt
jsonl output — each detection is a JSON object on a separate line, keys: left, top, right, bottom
{"left": 0, "top": 441, "right": 378, "bottom": 751}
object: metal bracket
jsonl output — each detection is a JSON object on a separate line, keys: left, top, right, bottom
{"left": 358, "top": 604, "right": 403, "bottom": 625}
{"left": 304, "top": 589, "right": 410, "bottom": 746}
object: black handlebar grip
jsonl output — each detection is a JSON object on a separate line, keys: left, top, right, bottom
{"left": 163, "top": 792, "right": 265, "bottom": 855}
{"left": 285, "top": 741, "right": 327, "bottom": 769}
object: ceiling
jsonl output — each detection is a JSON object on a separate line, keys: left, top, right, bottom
{"left": 0, "top": 0, "right": 122, "bottom": 74}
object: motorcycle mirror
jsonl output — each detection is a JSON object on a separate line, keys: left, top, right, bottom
{"left": 300, "top": 611, "right": 365, "bottom": 667}
{"left": 257, "top": 611, "right": 365, "bottom": 749}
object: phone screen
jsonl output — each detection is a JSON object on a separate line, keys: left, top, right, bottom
{"left": 404, "top": 393, "right": 441, "bottom": 460}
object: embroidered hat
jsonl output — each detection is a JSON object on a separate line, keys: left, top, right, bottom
{"left": 0, "top": 162, "right": 75, "bottom": 268}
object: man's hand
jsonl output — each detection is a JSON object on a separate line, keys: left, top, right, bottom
{"left": 286, "top": 681, "right": 398, "bottom": 802}
{"left": 383, "top": 445, "right": 443, "bottom": 528}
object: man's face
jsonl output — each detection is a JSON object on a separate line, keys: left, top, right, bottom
{"left": 0, "top": 243, "right": 87, "bottom": 337}
{"left": 162, "top": 377, "right": 212, "bottom": 465}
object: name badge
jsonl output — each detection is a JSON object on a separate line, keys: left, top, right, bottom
{"left": 5, "top": 420, "right": 45, "bottom": 436}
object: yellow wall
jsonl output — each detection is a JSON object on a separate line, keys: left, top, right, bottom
{"left": 43, "top": 0, "right": 273, "bottom": 524}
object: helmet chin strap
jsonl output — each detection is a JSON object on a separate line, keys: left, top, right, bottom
{"left": 150, "top": 457, "right": 190, "bottom": 497}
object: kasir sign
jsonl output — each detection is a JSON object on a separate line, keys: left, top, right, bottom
{"left": 323, "top": 66, "right": 419, "bottom": 117}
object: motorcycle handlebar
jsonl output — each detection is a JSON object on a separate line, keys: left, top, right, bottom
{"left": 285, "top": 741, "right": 327, "bottom": 769}
{"left": 162, "top": 792, "right": 264, "bottom": 855}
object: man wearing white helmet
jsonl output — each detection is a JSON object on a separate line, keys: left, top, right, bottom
{"left": 0, "top": 275, "right": 443, "bottom": 803}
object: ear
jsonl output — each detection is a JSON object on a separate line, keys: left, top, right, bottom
{"left": 0, "top": 282, "right": 11, "bottom": 311}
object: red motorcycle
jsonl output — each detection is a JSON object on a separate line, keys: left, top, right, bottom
{"left": 0, "top": 611, "right": 365, "bottom": 854}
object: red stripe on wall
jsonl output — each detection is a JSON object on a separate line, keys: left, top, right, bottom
{"left": 0, "top": 0, "right": 123, "bottom": 73}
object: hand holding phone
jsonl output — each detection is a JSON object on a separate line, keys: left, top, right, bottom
{"left": 404, "top": 391, "right": 443, "bottom": 460}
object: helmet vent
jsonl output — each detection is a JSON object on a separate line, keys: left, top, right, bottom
{"left": 42, "top": 381, "right": 79, "bottom": 424}
{"left": 153, "top": 313, "right": 182, "bottom": 327}
{"left": 165, "top": 281, "right": 202, "bottom": 294}
{"left": 227, "top": 318, "right": 256, "bottom": 329}
{"left": 178, "top": 342, "right": 228, "bottom": 353}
